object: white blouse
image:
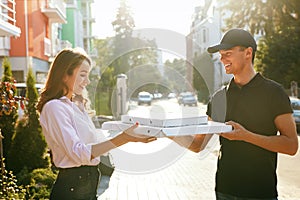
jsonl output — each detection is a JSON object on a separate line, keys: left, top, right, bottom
{"left": 40, "top": 96, "right": 102, "bottom": 168}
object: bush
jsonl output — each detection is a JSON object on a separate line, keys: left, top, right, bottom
{"left": 0, "top": 57, "right": 19, "bottom": 163}
{"left": 8, "top": 118, "right": 49, "bottom": 174}
{"left": 0, "top": 159, "right": 27, "bottom": 199}
{"left": 17, "top": 167, "right": 57, "bottom": 199}
{"left": 8, "top": 68, "right": 49, "bottom": 174}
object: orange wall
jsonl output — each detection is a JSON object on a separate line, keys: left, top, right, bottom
{"left": 10, "top": 0, "right": 26, "bottom": 56}
{"left": 10, "top": 0, "right": 49, "bottom": 61}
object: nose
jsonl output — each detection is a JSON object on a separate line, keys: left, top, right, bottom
{"left": 86, "top": 77, "right": 90, "bottom": 85}
{"left": 220, "top": 54, "right": 227, "bottom": 65}
{"left": 82, "top": 76, "right": 90, "bottom": 86}
{"left": 220, "top": 54, "right": 225, "bottom": 63}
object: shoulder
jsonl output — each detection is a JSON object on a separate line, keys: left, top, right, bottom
{"left": 260, "top": 74, "right": 285, "bottom": 91}
{"left": 42, "top": 98, "right": 73, "bottom": 116}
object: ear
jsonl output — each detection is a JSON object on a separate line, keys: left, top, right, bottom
{"left": 245, "top": 47, "right": 253, "bottom": 60}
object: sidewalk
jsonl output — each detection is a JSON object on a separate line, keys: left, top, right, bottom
{"left": 98, "top": 151, "right": 217, "bottom": 200}
{"left": 97, "top": 136, "right": 300, "bottom": 200}
{"left": 97, "top": 137, "right": 219, "bottom": 200}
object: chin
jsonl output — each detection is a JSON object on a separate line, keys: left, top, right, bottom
{"left": 74, "top": 90, "right": 83, "bottom": 95}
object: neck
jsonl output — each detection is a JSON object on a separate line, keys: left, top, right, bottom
{"left": 234, "top": 67, "right": 256, "bottom": 86}
{"left": 66, "top": 93, "right": 72, "bottom": 100}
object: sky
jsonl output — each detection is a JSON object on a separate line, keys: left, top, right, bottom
{"left": 92, "top": 0, "right": 203, "bottom": 39}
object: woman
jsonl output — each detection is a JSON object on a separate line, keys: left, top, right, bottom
{"left": 36, "top": 48, "right": 156, "bottom": 200}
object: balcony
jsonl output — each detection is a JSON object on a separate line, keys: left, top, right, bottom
{"left": 54, "top": 38, "right": 72, "bottom": 55}
{"left": 41, "top": 0, "right": 67, "bottom": 23}
{"left": 44, "top": 37, "right": 51, "bottom": 56}
{"left": 0, "top": 0, "right": 21, "bottom": 37}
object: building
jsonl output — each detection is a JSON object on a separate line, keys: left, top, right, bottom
{"left": 1, "top": 0, "right": 67, "bottom": 83}
{"left": 0, "top": 0, "right": 21, "bottom": 37}
{"left": 0, "top": 0, "right": 21, "bottom": 73}
{"left": 62, "top": 0, "right": 96, "bottom": 56}
{"left": 0, "top": 0, "right": 95, "bottom": 84}
{"left": 186, "top": 0, "right": 232, "bottom": 96}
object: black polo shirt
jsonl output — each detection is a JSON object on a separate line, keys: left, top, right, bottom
{"left": 207, "top": 73, "right": 292, "bottom": 198}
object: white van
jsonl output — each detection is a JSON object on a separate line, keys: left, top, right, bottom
{"left": 137, "top": 91, "right": 152, "bottom": 106}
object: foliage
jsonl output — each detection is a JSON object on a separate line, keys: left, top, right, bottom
{"left": 164, "top": 58, "right": 189, "bottom": 93}
{"left": 92, "top": 0, "right": 159, "bottom": 115}
{"left": 220, "top": 0, "right": 300, "bottom": 88}
{"left": 8, "top": 68, "right": 48, "bottom": 174}
{"left": 0, "top": 57, "right": 20, "bottom": 161}
{"left": 0, "top": 159, "right": 27, "bottom": 199}
{"left": 111, "top": 0, "right": 158, "bottom": 75}
{"left": 112, "top": 0, "right": 135, "bottom": 39}
{"left": 192, "top": 56, "right": 210, "bottom": 103}
{"left": 95, "top": 66, "right": 114, "bottom": 115}
{"left": 17, "top": 167, "right": 57, "bottom": 199}
{"left": 24, "top": 68, "right": 40, "bottom": 126}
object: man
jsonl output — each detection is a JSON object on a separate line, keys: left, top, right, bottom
{"left": 169, "top": 28, "right": 298, "bottom": 200}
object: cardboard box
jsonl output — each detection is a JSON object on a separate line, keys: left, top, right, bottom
{"left": 102, "top": 121, "right": 232, "bottom": 137}
{"left": 121, "top": 115, "right": 208, "bottom": 127}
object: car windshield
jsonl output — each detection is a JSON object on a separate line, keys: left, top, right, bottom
{"left": 140, "top": 95, "right": 150, "bottom": 98}
{"left": 183, "top": 94, "right": 195, "bottom": 99}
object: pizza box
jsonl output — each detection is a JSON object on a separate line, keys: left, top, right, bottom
{"left": 101, "top": 121, "right": 232, "bottom": 137}
{"left": 121, "top": 115, "right": 208, "bottom": 127}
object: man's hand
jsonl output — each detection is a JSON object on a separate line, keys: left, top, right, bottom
{"left": 220, "top": 121, "right": 250, "bottom": 141}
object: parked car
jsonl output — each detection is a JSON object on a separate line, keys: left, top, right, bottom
{"left": 15, "top": 83, "right": 44, "bottom": 119}
{"left": 290, "top": 96, "right": 300, "bottom": 133}
{"left": 178, "top": 92, "right": 197, "bottom": 106}
{"left": 15, "top": 83, "right": 44, "bottom": 97}
{"left": 168, "top": 92, "right": 176, "bottom": 99}
{"left": 138, "top": 91, "right": 152, "bottom": 105}
{"left": 153, "top": 92, "right": 162, "bottom": 99}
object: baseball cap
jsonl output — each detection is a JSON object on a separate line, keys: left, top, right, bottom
{"left": 207, "top": 28, "right": 257, "bottom": 53}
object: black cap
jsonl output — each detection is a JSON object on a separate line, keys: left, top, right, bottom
{"left": 207, "top": 28, "right": 257, "bottom": 53}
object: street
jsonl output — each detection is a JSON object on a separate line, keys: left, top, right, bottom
{"left": 98, "top": 99, "right": 300, "bottom": 200}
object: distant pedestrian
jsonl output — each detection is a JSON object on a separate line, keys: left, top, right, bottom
{"left": 169, "top": 28, "right": 298, "bottom": 200}
{"left": 36, "top": 47, "right": 156, "bottom": 200}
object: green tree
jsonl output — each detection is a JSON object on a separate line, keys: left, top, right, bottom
{"left": 92, "top": 0, "right": 158, "bottom": 115}
{"left": 0, "top": 57, "right": 18, "bottom": 160}
{"left": 8, "top": 68, "right": 48, "bottom": 174}
{"left": 164, "top": 58, "right": 188, "bottom": 93}
{"left": 111, "top": 0, "right": 158, "bottom": 75}
{"left": 111, "top": 0, "right": 135, "bottom": 75}
{"left": 220, "top": 0, "right": 300, "bottom": 88}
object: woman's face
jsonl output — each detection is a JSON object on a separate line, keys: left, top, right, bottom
{"left": 64, "top": 59, "right": 91, "bottom": 98}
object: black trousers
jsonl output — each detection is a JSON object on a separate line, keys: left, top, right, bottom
{"left": 50, "top": 165, "right": 100, "bottom": 200}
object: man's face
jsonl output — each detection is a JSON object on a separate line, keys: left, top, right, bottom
{"left": 219, "top": 46, "right": 249, "bottom": 75}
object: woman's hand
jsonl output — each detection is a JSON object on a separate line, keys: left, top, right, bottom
{"left": 121, "top": 122, "right": 157, "bottom": 143}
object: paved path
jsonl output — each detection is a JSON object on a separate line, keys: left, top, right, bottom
{"left": 98, "top": 136, "right": 300, "bottom": 200}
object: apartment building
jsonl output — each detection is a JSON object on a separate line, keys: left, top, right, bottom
{"left": 0, "top": 0, "right": 95, "bottom": 84}
{"left": 0, "top": 0, "right": 67, "bottom": 83}
{"left": 186, "top": 0, "right": 232, "bottom": 95}
{"left": 0, "top": 0, "right": 20, "bottom": 69}
{"left": 62, "top": 0, "right": 95, "bottom": 56}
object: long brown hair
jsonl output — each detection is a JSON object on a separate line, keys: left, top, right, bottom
{"left": 36, "top": 48, "right": 91, "bottom": 113}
